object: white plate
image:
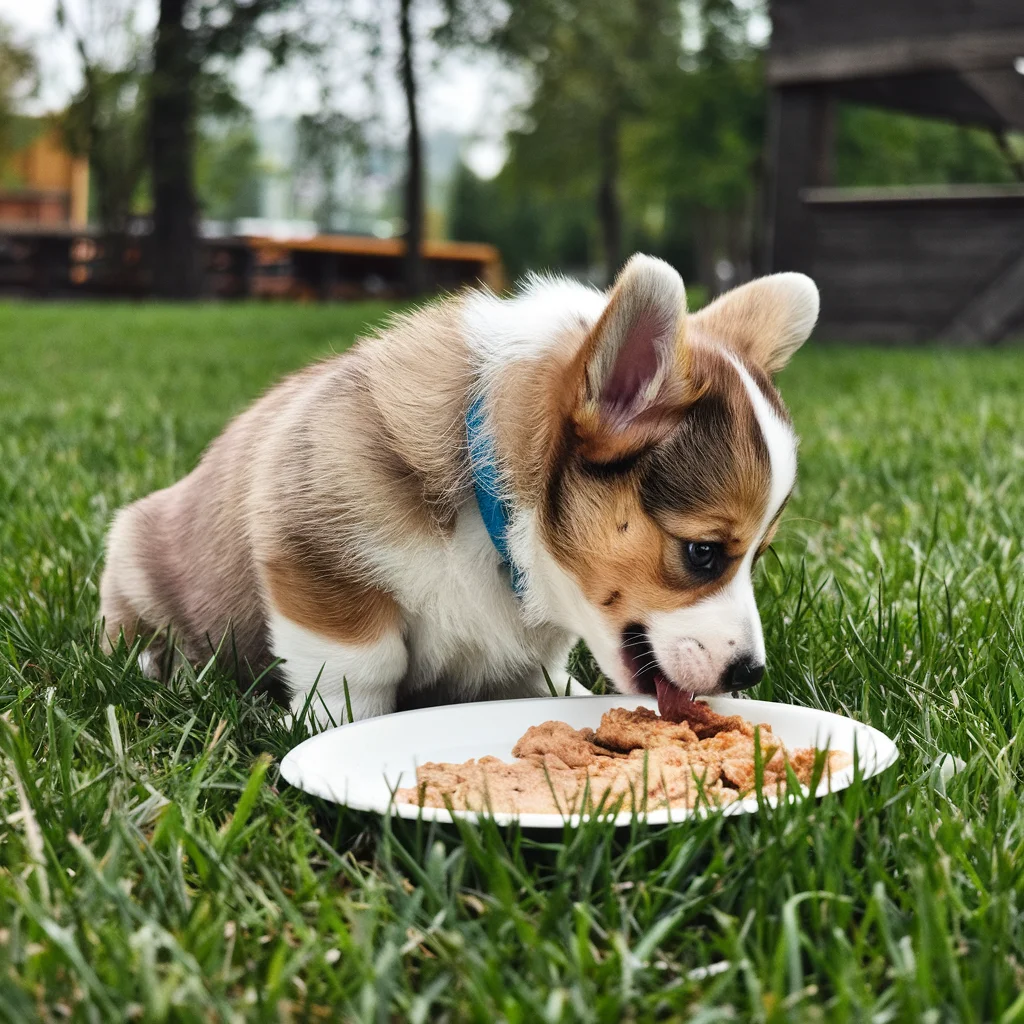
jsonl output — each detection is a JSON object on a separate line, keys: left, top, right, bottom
{"left": 279, "top": 695, "right": 899, "bottom": 828}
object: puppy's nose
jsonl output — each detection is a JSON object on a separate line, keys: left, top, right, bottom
{"left": 724, "top": 658, "right": 764, "bottom": 692}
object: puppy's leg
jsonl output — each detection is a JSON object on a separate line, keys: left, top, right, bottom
{"left": 269, "top": 613, "right": 408, "bottom": 728}
{"left": 100, "top": 504, "right": 173, "bottom": 677}
{"left": 263, "top": 560, "right": 408, "bottom": 728}
{"left": 100, "top": 504, "right": 195, "bottom": 683}
{"left": 137, "top": 629, "right": 185, "bottom": 680}
{"left": 99, "top": 508, "right": 146, "bottom": 653}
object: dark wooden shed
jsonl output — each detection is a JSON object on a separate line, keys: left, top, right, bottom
{"left": 762, "top": 0, "right": 1024, "bottom": 343}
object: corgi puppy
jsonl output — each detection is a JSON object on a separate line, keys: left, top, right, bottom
{"left": 99, "top": 255, "right": 818, "bottom": 727}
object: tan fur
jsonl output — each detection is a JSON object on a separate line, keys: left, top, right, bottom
{"left": 477, "top": 262, "right": 786, "bottom": 637}
{"left": 100, "top": 298, "right": 473, "bottom": 680}
{"left": 98, "top": 370, "right": 311, "bottom": 676}
{"left": 530, "top": 344, "right": 773, "bottom": 631}
{"left": 488, "top": 327, "right": 583, "bottom": 506}
{"left": 99, "top": 258, "right": 811, "bottom": 713}
{"left": 264, "top": 558, "right": 401, "bottom": 645}
{"left": 691, "top": 273, "right": 819, "bottom": 375}
{"left": 570, "top": 255, "right": 691, "bottom": 464}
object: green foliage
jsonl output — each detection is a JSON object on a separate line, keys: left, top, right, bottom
{"left": 0, "top": 19, "right": 36, "bottom": 168}
{"left": 56, "top": 1, "right": 151, "bottom": 232}
{"left": 2, "top": 304, "right": 1024, "bottom": 1017}
{"left": 296, "top": 108, "right": 367, "bottom": 232}
{"left": 196, "top": 118, "right": 262, "bottom": 220}
{"left": 494, "top": 0, "right": 684, "bottom": 279}
{"left": 628, "top": 53, "right": 764, "bottom": 213}
{"left": 448, "top": 160, "right": 711, "bottom": 291}
{"left": 836, "top": 106, "right": 1021, "bottom": 187}
{"left": 456, "top": 0, "right": 768, "bottom": 286}
{"left": 62, "top": 65, "right": 149, "bottom": 231}
{"left": 0, "top": 116, "right": 45, "bottom": 190}
{"left": 186, "top": 0, "right": 303, "bottom": 68}
{"left": 449, "top": 161, "right": 594, "bottom": 280}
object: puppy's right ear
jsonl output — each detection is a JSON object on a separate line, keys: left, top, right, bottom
{"left": 570, "top": 254, "right": 689, "bottom": 464}
{"left": 691, "top": 273, "right": 818, "bottom": 374}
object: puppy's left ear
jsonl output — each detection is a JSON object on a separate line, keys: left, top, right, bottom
{"left": 691, "top": 273, "right": 819, "bottom": 374}
{"left": 571, "top": 254, "right": 688, "bottom": 464}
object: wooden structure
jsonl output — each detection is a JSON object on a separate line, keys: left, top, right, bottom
{"left": 763, "top": 0, "right": 1024, "bottom": 343}
{"left": 0, "top": 119, "right": 502, "bottom": 300}
{"left": 207, "top": 234, "right": 503, "bottom": 300}
{"left": 0, "top": 125, "right": 89, "bottom": 228}
{"left": 0, "top": 225, "right": 504, "bottom": 300}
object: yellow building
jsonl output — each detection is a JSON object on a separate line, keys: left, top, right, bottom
{"left": 0, "top": 120, "right": 89, "bottom": 228}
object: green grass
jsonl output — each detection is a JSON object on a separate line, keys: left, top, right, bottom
{"left": 2, "top": 301, "right": 1024, "bottom": 1022}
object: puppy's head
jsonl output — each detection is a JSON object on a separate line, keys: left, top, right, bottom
{"left": 532, "top": 255, "right": 818, "bottom": 717}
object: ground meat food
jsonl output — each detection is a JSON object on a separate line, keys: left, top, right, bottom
{"left": 395, "top": 704, "right": 852, "bottom": 816}
{"left": 512, "top": 721, "right": 624, "bottom": 767}
{"left": 590, "top": 706, "right": 699, "bottom": 751}
{"left": 673, "top": 700, "right": 757, "bottom": 739}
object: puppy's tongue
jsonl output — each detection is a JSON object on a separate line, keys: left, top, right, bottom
{"left": 654, "top": 673, "right": 698, "bottom": 722}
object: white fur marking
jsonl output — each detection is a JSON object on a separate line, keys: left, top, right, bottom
{"left": 354, "top": 505, "right": 574, "bottom": 702}
{"left": 462, "top": 275, "right": 607, "bottom": 372}
{"left": 510, "top": 509, "right": 627, "bottom": 690}
{"left": 646, "top": 357, "right": 798, "bottom": 692}
{"left": 728, "top": 355, "right": 798, "bottom": 531}
{"left": 269, "top": 613, "right": 408, "bottom": 727}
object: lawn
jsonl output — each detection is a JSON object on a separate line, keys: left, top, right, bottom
{"left": 1, "top": 301, "right": 1023, "bottom": 1022}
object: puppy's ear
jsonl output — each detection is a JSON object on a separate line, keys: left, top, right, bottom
{"left": 691, "top": 273, "right": 818, "bottom": 374}
{"left": 571, "top": 254, "right": 688, "bottom": 464}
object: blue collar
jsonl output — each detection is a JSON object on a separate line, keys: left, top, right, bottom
{"left": 466, "top": 395, "right": 526, "bottom": 597}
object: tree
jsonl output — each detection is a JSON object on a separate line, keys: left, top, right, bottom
{"left": 195, "top": 117, "right": 262, "bottom": 221}
{"left": 57, "top": 1, "right": 149, "bottom": 293}
{"left": 0, "top": 20, "right": 37, "bottom": 167}
{"left": 149, "top": 0, "right": 201, "bottom": 298}
{"left": 449, "top": 160, "right": 594, "bottom": 281}
{"left": 497, "top": 0, "right": 683, "bottom": 284}
{"left": 62, "top": 59, "right": 149, "bottom": 236}
{"left": 147, "top": 0, "right": 298, "bottom": 299}
{"left": 295, "top": 107, "right": 366, "bottom": 233}
{"left": 397, "top": 0, "right": 426, "bottom": 294}
{"left": 57, "top": 1, "right": 148, "bottom": 236}
{"left": 627, "top": 0, "right": 767, "bottom": 292}
{"left": 292, "top": 16, "right": 371, "bottom": 237}
{"left": 450, "top": 0, "right": 769, "bottom": 291}
{"left": 835, "top": 107, "right": 1022, "bottom": 187}
{"left": 388, "top": 0, "right": 506, "bottom": 296}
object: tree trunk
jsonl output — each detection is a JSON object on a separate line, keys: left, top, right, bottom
{"left": 150, "top": 0, "right": 202, "bottom": 299}
{"left": 398, "top": 0, "right": 425, "bottom": 297}
{"left": 596, "top": 110, "right": 622, "bottom": 286}
{"left": 80, "top": 69, "right": 128, "bottom": 294}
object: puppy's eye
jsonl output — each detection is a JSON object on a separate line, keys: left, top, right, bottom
{"left": 685, "top": 541, "right": 724, "bottom": 576}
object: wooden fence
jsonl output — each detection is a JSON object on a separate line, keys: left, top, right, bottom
{"left": 791, "top": 185, "right": 1024, "bottom": 343}
{"left": 0, "top": 226, "right": 504, "bottom": 301}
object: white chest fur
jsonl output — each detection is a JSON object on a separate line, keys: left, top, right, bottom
{"left": 372, "top": 505, "right": 571, "bottom": 696}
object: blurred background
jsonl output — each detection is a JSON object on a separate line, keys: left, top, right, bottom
{"left": 0, "top": 0, "right": 1022, "bottom": 341}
